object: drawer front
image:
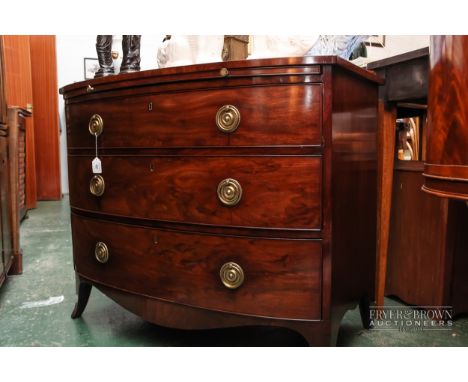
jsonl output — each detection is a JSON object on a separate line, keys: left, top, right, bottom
{"left": 68, "top": 156, "right": 322, "bottom": 230}
{"left": 71, "top": 214, "right": 322, "bottom": 320}
{"left": 67, "top": 84, "right": 322, "bottom": 148}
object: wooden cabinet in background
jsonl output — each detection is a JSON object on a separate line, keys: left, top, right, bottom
{"left": 0, "top": 35, "right": 62, "bottom": 287}
{"left": 0, "top": 128, "right": 12, "bottom": 287}
{"left": 29, "top": 36, "right": 61, "bottom": 200}
{"left": 1, "top": 35, "right": 37, "bottom": 210}
{"left": 386, "top": 162, "right": 468, "bottom": 315}
{"left": 368, "top": 48, "right": 429, "bottom": 309}
{"left": 0, "top": 109, "right": 30, "bottom": 285}
{"left": 0, "top": 107, "right": 31, "bottom": 282}
{"left": 369, "top": 47, "right": 468, "bottom": 315}
{"left": 423, "top": 35, "right": 468, "bottom": 200}
{"left": 1, "top": 35, "right": 62, "bottom": 206}
{"left": 7, "top": 107, "right": 31, "bottom": 274}
{"left": 0, "top": 37, "right": 11, "bottom": 288}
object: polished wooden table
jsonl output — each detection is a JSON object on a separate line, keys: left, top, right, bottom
{"left": 367, "top": 48, "right": 429, "bottom": 308}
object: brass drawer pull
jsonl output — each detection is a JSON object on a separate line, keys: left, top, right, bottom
{"left": 219, "top": 68, "right": 229, "bottom": 77}
{"left": 89, "top": 175, "right": 105, "bottom": 196}
{"left": 220, "top": 262, "right": 244, "bottom": 290}
{"left": 217, "top": 178, "right": 242, "bottom": 206}
{"left": 89, "top": 114, "right": 104, "bottom": 136}
{"left": 95, "top": 242, "right": 109, "bottom": 264}
{"left": 216, "top": 105, "right": 240, "bottom": 133}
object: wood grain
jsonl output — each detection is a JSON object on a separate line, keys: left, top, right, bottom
{"left": 60, "top": 55, "right": 382, "bottom": 98}
{"left": 329, "top": 67, "right": 378, "bottom": 316}
{"left": 63, "top": 58, "right": 380, "bottom": 346}
{"left": 71, "top": 213, "right": 322, "bottom": 320}
{"left": 375, "top": 101, "right": 396, "bottom": 307}
{"left": 424, "top": 36, "right": 468, "bottom": 200}
{"left": 386, "top": 169, "right": 449, "bottom": 305}
{"left": 67, "top": 84, "right": 322, "bottom": 149}
{"left": 29, "top": 36, "right": 61, "bottom": 200}
{"left": 1, "top": 35, "right": 37, "bottom": 209}
{"left": 68, "top": 155, "right": 322, "bottom": 230}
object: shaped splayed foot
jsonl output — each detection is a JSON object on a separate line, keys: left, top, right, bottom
{"left": 71, "top": 282, "right": 92, "bottom": 319}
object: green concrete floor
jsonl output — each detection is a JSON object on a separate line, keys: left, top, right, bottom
{"left": 0, "top": 196, "right": 467, "bottom": 346}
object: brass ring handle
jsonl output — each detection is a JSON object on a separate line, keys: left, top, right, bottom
{"left": 217, "top": 178, "right": 242, "bottom": 206}
{"left": 95, "top": 242, "right": 109, "bottom": 264}
{"left": 216, "top": 105, "right": 240, "bottom": 133}
{"left": 89, "top": 175, "right": 105, "bottom": 196}
{"left": 89, "top": 114, "right": 103, "bottom": 136}
{"left": 220, "top": 262, "right": 244, "bottom": 290}
{"left": 219, "top": 68, "right": 229, "bottom": 77}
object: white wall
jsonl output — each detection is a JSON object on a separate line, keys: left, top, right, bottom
{"left": 56, "top": 35, "right": 164, "bottom": 194}
{"left": 366, "top": 35, "right": 430, "bottom": 61}
{"left": 56, "top": 35, "right": 94, "bottom": 195}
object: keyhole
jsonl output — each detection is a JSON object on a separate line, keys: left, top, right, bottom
{"left": 148, "top": 102, "right": 153, "bottom": 111}
{"left": 149, "top": 162, "right": 155, "bottom": 172}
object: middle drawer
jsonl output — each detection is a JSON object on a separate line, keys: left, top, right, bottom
{"left": 68, "top": 155, "right": 322, "bottom": 230}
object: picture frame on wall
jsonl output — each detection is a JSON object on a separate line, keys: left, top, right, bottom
{"left": 84, "top": 57, "right": 99, "bottom": 80}
{"left": 365, "top": 35, "right": 386, "bottom": 48}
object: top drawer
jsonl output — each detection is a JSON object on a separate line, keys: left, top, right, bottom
{"left": 67, "top": 84, "right": 322, "bottom": 149}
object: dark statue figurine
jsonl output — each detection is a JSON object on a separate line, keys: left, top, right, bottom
{"left": 94, "top": 35, "right": 141, "bottom": 78}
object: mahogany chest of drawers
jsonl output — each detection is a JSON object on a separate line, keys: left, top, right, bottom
{"left": 61, "top": 57, "right": 381, "bottom": 346}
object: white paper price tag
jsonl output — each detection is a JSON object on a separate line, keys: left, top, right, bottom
{"left": 92, "top": 157, "right": 102, "bottom": 174}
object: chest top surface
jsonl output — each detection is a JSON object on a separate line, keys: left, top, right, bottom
{"left": 60, "top": 56, "right": 382, "bottom": 100}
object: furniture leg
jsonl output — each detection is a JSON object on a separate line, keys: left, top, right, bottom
{"left": 375, "top": 100, "right": 397, "bottom": 308}
{"left": 71, "top": 280, "right": 92, "bottom": 319}
{"left": 8, "top": 249, "right": 23, "bottom": 275}
{"left": 359, "top": 296, "right": 372, "bottom": 329}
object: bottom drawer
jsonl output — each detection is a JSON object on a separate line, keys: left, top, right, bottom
{"left": 71, "top": 214, "right": 322, "bottom": 320}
